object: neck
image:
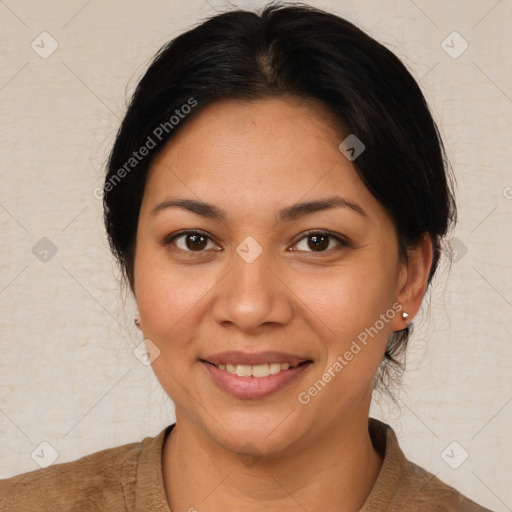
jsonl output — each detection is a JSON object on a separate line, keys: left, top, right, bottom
{"left": 162, "top": 409, "right": 382, "bottom": 512}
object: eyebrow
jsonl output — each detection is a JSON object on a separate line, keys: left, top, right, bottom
{"left": 151, "top": 195, "right": 367, "bottom": 223}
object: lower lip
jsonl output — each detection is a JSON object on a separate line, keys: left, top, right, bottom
{"left": 201, "top": 361, "right": 312, "bottom": 400}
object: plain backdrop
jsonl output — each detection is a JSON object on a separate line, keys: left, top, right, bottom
{"left": 0, "top": 1, "right": 511, "bottom": 510}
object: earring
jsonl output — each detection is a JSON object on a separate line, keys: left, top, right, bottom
{"left": 402, "top": 311, "right": 411, "bottom": 325}
{"left": 134, "top": 311, "right": 141, "bottom": 329}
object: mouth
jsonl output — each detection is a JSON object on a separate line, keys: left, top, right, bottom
{"left": 199, "top": 351, "right": 313, "bottom": 399}
{"left": 201, "top": 360, "right": 310, "bottom": 378}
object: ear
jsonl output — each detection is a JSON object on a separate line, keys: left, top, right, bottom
{"left": 391, "top": 233, "right": 433, "bottom": 331}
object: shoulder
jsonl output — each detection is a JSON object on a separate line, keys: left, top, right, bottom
{"left": 392, "top": 459, "right": 494, "bottom": 511}
{"left": 364, "top": 418, "right": 494, "bottom": 512}
{"left": 0, "top": 432, "right": 161, "bottom": 512}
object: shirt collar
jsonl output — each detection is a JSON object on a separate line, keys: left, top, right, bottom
{"left": 132, "top": 418, "right": 405, "bottom": 511}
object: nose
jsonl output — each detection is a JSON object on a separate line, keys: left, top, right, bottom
{"left": 212, "top": 244, "right": 294, "bottom": 333}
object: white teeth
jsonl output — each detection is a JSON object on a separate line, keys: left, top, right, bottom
{"left": 235, "top": 364, "right": 252, "bottom": 377}
{"left": 252, "top": 364, "right": 269, "bottom": 377}
{"left": 216, "top": 362, "right": 299, "bottom": 377}
{"left": 269, "top": 363, "right": 282, "bottom": 374}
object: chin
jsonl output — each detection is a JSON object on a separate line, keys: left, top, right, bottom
{"left": 198, "top": 407, "right": 305, "bottom": 457}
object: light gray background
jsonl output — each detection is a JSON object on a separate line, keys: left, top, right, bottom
{"left": 0, "top": 1, "right": 510, "bottom": 510}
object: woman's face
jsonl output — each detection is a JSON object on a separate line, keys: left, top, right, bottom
{"left": 133, "top": 97, "right": 414, "bottom": 455}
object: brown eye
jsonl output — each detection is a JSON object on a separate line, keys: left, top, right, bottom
{"left": 168, "top": 231, "right": 218, "bottom": 252}
{"left": 185, "top": 233, "right": 208, "bottom": 251}
{"left": 292, "top": 231, "right": 348, "bottom": 253}
{"left": 307, "top": 234, "right": 330, "bottom": 251}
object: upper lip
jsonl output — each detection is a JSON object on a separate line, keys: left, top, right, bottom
{"left": 201, "top": 351, "right": 311, "bottom": 366}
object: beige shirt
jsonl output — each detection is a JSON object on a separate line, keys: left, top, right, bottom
{"left": 0, "top": 419, "right": 493, "bottom": 511}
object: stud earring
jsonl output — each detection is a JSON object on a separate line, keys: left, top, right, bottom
{"left": 134, "top": 312, "right": 141, "bottom": 329}
{"left": 402, "top": 311, "right": 411, "bottom": 325}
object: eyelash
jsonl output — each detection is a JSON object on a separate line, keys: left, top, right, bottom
{"left": 163, "top": 229, "right": 351, "bottom": 256}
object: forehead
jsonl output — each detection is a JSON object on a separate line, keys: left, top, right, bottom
{"left": 148, "top": 98, "right": 353, "bottom": 183}
{"left": 141, "top": 97, "right": 387, "bottom": 227}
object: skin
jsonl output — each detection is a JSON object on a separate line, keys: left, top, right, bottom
{"left": 133, "top": 97, "right": 432, "bottom": 511}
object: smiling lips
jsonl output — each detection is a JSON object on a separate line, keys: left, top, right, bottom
{"left": 215, "top": 362, "right": 300, "bottom": 377}
{"left": 201, "top": 351, "right": 313, "bottom": 399}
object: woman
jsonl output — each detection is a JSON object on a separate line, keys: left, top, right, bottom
{"left": 0, "top": 3, "right": 494, "bottom": 511}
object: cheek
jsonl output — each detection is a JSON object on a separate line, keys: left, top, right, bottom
{"left": 311, "top": 262, "right": 398, "bottom": 336}
{"left": 133, "top": 256, "right": 216, "bottom": 401}
{"left": 309, "top": 260, "right": 399, "bottom": 375}
{"left": 133, "top": 244, "right": 218, "bottom": 352}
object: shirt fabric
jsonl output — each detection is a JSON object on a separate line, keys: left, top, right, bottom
{"left": 0, "top": 418, "right": 493, "bottom": 511}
